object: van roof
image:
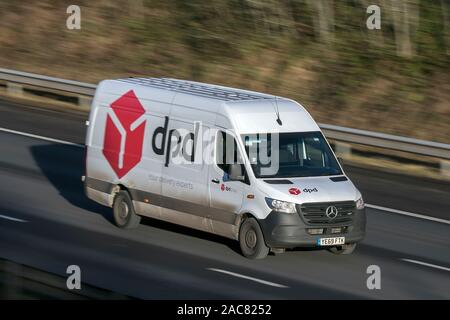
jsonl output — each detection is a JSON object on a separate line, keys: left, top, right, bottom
{"left": 116, "top": 77, "right": 275, "bottom": 102}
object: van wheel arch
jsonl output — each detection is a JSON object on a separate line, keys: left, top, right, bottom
{"left": 110, "top": 184, "right": 129, "bottom": 202}
{"left": 238, "top": 212, "right": 258, "bottom": 230}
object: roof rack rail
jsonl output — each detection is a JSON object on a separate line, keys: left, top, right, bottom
{"left": 117, "top": 77, "right": 274, "bottom": 101}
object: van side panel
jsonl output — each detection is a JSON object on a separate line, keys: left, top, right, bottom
{"left": 159, "top": 118, "right": 210, "bottom": 232}
{"left": 85, "top": 80, "right": 245, "bottom": 240}
{"left": 85, "top": 84, "right": 172, "bottom": 217}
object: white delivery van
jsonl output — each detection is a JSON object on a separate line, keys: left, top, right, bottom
{"left": 84, "top": 78, "right": 366, "bottom": 259}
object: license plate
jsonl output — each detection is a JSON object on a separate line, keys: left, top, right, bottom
{"left": 317, "top": 237, "right": 345, "bottom": 246}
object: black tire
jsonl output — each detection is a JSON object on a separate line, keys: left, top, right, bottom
{"left": 328, "top": 243, "right": 357, "bottom": 255}
{"left": 112, "top": 191, "right": 141, "bottom": 229}
{"left": 239, "top": 217, "right": 269, "bottom": 259}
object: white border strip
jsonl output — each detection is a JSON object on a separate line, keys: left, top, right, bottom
{"left": 0, "top": 127, "right": 83, "bottom": 147}
{"left": 207, "top": 268, "right": 289, "bottom": 288}
{"left": 0, "top": 214, "right": 28, "bottom": 223}
{"left": 366, "top": 204, "right": 450, "bottom": 225}
{"left": 401, "top": 259, "right": 450, "bottom": 272}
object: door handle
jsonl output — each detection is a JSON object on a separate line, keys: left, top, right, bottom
{"left": 211, "top": 178, "right": 220, "bottom": 184}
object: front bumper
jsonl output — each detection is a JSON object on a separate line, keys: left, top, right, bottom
{"left": 258, "top": 208, "right": 366, "bottom": 248}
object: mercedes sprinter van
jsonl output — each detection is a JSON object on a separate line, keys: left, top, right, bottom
{"left": 84, "top": 78, "right": 366, "bottom": 259}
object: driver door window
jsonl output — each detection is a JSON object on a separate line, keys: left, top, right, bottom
{"left": 216, "top": 131, "right": 245, "bottom": 180}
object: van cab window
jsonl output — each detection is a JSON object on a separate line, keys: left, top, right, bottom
{"left": 242, "top": 131, "right": 342, "bottom": 178}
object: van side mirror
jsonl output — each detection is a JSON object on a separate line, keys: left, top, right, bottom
{"left": 229, "top": 163, "right": 245, "bottom": 182}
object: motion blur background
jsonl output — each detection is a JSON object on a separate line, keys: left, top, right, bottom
{"left": 0, "top": 0, "right": 448, "bottom": 142}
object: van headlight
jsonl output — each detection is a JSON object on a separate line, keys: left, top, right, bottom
{"left": 356, "top": 196, "right": 365, "bottom": 210}
{"left": 265, "top": 197, "right": 297, "bottom": 214}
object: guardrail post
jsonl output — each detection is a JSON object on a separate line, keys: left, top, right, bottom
{"left": 78, "top": 95, "right": 92, "bottom": 111}
{"left": 440, "top": 160, "right": 450, "bottom": 177}
{"left": 6, "top": 82, "right": 23, "bottom": 96}
{"left": 334, "top": 142, "right": 352, "bottom": 158}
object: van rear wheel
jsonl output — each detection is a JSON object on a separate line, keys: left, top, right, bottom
{"left": 239, "top": 218, "right": 269, "bottom": 259}
{"left": 113, "top": 191, "right": 141, "bottom": 229}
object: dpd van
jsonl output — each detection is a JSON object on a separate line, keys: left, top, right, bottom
{"left": 84, "top": 78, "right": 366, "bottom": 259}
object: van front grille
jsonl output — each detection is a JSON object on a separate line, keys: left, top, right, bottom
{"left": 297, "top": 201, "right": 356, "bottom": 225}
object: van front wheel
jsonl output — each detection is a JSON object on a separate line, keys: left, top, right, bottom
{"left": 113, "top": 191, "right": 141, "bottom": 229}
{"left": 239, "top": 218, "right": 269, "bottom": 259}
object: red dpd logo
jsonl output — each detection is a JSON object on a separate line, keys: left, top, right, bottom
{"left": 103, "top": 90, "right": 146, "bottom": 179}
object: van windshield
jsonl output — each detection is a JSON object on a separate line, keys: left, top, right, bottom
{"left": 241, "top": 131, "right": 342, "bottom": 178}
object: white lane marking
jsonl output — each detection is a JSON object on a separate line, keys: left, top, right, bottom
{"left": 207, "top": 268, "right": 289, "bottom": 288}
{"left": 401, "top": 259, "right": 450, "bottom": 272}
{"left": 366, "top": 204, "right": 450, "bottom": 225}
{"left": 0, "top": 214, "right": 28, "bottom": 223}
{"left": 0, "top": 127, "right": 83, "bottom": 148}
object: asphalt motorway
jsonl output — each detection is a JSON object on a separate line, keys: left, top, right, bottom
{"left": 0, "top": 99, "right": 449, "bottom": 299}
